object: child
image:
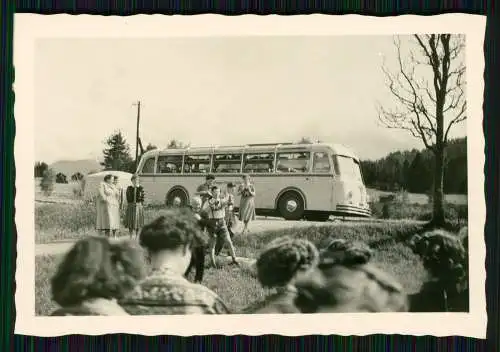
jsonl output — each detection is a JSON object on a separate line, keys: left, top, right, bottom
{"left": 214, "top": 182, "right": 236, "bottom": 256}
{"left": 206, "top": 185, "right": 239, "bottom": 268}
{"left": 184, "top": 197, "right": 209, "bottom": 283}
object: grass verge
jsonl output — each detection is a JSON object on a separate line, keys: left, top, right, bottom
{"left": 35, "top": 221, "right": 427, "bottom": 316}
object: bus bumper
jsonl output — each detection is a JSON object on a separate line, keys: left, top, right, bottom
{"left": 335, "top": 204, "right": 372, "bottom": 217}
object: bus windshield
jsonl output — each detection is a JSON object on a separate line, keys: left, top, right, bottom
{"left": 334, "top": 155, "right": 363, "bottom": 182}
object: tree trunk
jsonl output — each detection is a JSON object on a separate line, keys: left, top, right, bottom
{"left": 432, "top": 140, "right": 446, "bottom": 226}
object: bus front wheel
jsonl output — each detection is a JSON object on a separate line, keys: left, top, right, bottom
{"left": 278, "top": 192, "right": 305, "bottom": 221}
{"left": 166, "top": 189, "right": 188, "bottom": 207}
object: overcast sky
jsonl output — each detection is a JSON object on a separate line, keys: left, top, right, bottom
{"left": 34, "top": 35, "right": 466, "bottom": 164}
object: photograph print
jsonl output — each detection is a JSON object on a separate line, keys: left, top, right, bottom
{"left": 15, "top": 14, "right": 485, "bottom": 337}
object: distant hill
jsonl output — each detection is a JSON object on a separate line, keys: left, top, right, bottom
{"left": 49, "top": 159, "right": 102, "bottom": 177}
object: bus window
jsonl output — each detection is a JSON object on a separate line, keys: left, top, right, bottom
{"left": 184, "top": 155, "right": 211, "bottom": 174}
{"left": 276, "top": 152, "right": 310, "bottom": 173}
{"left": 333, "top": 155, "right": 363, "bottom": 182}
{"left": 243, "top": 153, "right": 275, "bottom": 173}
{"left": 141, "top": 156, "right": 156, "bottom": 174}
{"left": 312, "top": 152, "right": 331, "bottom": 173}
{"left": 213, "top": 154, "right": 242, "bottom": 173}
{"left": 157, "top": 155, "right": 183, "bottom": 174}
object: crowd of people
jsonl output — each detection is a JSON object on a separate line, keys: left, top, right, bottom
{"left": 94, "top": 173, "right": 257, "bottom": 241}
{"left": 48, "top": 173, "right": 469, "bottom": 316}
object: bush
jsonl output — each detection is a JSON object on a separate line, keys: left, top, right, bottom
{"left": 36, "top": 201, "right": 96, "bottom": 233}
{"left": 369, "top": 198, "right": 468, "bottom": 227}
{"left": 72, "top": 181, "right": 84, "bottom": 198}
{"left": 40, "top": 169, "right": 56, "bottom": 196}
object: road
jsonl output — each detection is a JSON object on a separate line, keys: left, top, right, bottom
{"left": 35, "top": 216, "right": 423, "bottom": 257}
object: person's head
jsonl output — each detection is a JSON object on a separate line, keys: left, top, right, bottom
{"left": 318, "top": 238, "right": 374, "bottom": 268}
{"left": 173, "top": 197, "right": 181, "bottom": 207}
{"left": 256, "top": 236, "right": 319, "bottom": 289}
{"left": 206, "top": 174, "right": 215, "bottom": 186}
{"left": 409, "top": 229, "right": 468, "bottom": 285}
{"left": 190, "top": 196, "right": 202, "bottom": 213}
{"left": 242, "top": 174, "right": 250, "bottom": 183}
{"left": 131, "top": 174, "right": 140, "bottom": 186}
{"left": 294, "top": 262, "right": 409, "bottom": 313}
{"left": 226, "top": 182, "right": 235, "bottom": 194}
{"left": 139, "top": 210, "right": 207, "bottom": 272}
{"left": 294, "top": 238, "right": 408, "bottom": 313}
{"left": 104, "top": 174, "right": 113, "bottom": 184}
{"left": 51, "top": 237, "right": 146, "bottom": 307}
{"left": 113, "top": 176, "right": 119, "bottom": 185}
{"left": 211, "top": 185, "right": 221, "bottom": 198}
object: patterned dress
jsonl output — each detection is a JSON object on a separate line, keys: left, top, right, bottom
{"left": 50, "top": 298, "right": 129, "bottom": 316}
{"left": 238, "top": 184, "right": 256, "bottom": 222}
{"left": 119, "top": 267, "right": 231, "bottom": 315}
{"left": 124, "top": 185, "right": 145, "bottom": 230}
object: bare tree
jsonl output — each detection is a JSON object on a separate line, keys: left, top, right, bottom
{"left": 377, "top": 34, "right": 466, "bottom": 226}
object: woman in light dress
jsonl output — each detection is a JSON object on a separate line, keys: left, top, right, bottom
{"left": 237, "top": 174, "right": 256, "bottom": 235}
{"left": 96, "top": 174, "right": 121, "bottom": 238}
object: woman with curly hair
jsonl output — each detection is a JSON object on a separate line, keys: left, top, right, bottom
{"left": 294, "top": 238, "right": 409, "bottom": 313}
{"left": 407, "top": 229, "right": 469, "bottom": 312}
{"left": 242, "top": 236, "right": 320, "bottom": 313}
{"left": 50, "top": 237, "right": 146, "bottom": 316}
{"left": 293, "top": 229, "right": 469, "bottom": 313}
{"left": 119, "top": 209, "right": 231, "bottom": 315}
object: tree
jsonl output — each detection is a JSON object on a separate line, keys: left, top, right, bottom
{"left": 145, "top": 143, "right": 158, "bottom": 152}
{"left": 40, "top": 168, "right": 56, "bottom": 196}
{"left": 71, "top": 172, "right": 84, "bottom": 181}
{"left": 297, "top": 137, "right": 313, "bottom": 144}
{"left": 377, "top": 34, "right": 466, "bottom": 226}
{"left": 167, "top": 139, "right": 189, "bottom": 149}
{"left": 101, "top": 131, "right": 134, "bottom": 172}
{"left": 34, "top": 161, "right": 48, "bottom": 178}
{"left": 55, "top": 172, "right": 68, "bottom": 184}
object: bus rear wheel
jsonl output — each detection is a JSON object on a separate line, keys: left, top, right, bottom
{"left": 166, "top": 189, "right": 188, "bottom": 207}
{"left": 278, "top": 192, "right": 305, "bottom": 221}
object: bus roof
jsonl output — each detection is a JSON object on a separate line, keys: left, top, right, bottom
{"left": 142, "top": 142, "right": 360, "bottom": 160}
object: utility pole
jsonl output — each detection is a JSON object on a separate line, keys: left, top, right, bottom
{"left": 133, "top": 100, "right": 141, "bottom": 170}
{"left": 131, "top": 100, "right": 141, "bottom": 238}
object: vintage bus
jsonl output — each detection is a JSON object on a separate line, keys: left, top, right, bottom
{"left": 135, "top": 142, "right": 371, "bottom": 221}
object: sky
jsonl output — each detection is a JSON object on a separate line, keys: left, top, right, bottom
{"left": 34, "top": 36, "right": 467, "bottom": 164}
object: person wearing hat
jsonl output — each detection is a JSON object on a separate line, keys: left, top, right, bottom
{"left": 195, "top": 174, "right": 216, "bottom": 209}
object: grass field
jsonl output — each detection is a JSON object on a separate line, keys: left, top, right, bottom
{"left": 34, "top": 181, "right": 467, "bottom": 316}
{"left": 366, "top": 188, "right": 467, "bottom": 205}
{"left": 35, "top": 220, "right": 428, "bottom": 316}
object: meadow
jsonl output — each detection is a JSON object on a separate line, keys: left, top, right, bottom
{"left": 34, "top": 182, "right": 468, "bottom": 316}
{"left": 35, "top": 216, "right": 428, "bottom": 315}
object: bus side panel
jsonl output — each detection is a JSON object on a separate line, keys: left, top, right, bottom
{"left": 139, "top": 175, "right": 164, "bottom": 205}
{"left": 304, "top": 175, "right": 334, "bottom": 211}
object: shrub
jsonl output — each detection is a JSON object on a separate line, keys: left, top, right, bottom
{"left": 40, "top": 169, "right": 56, "bottom": 196}
{"left": 36, "top": 202, "right": 95, "bottom": 233}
